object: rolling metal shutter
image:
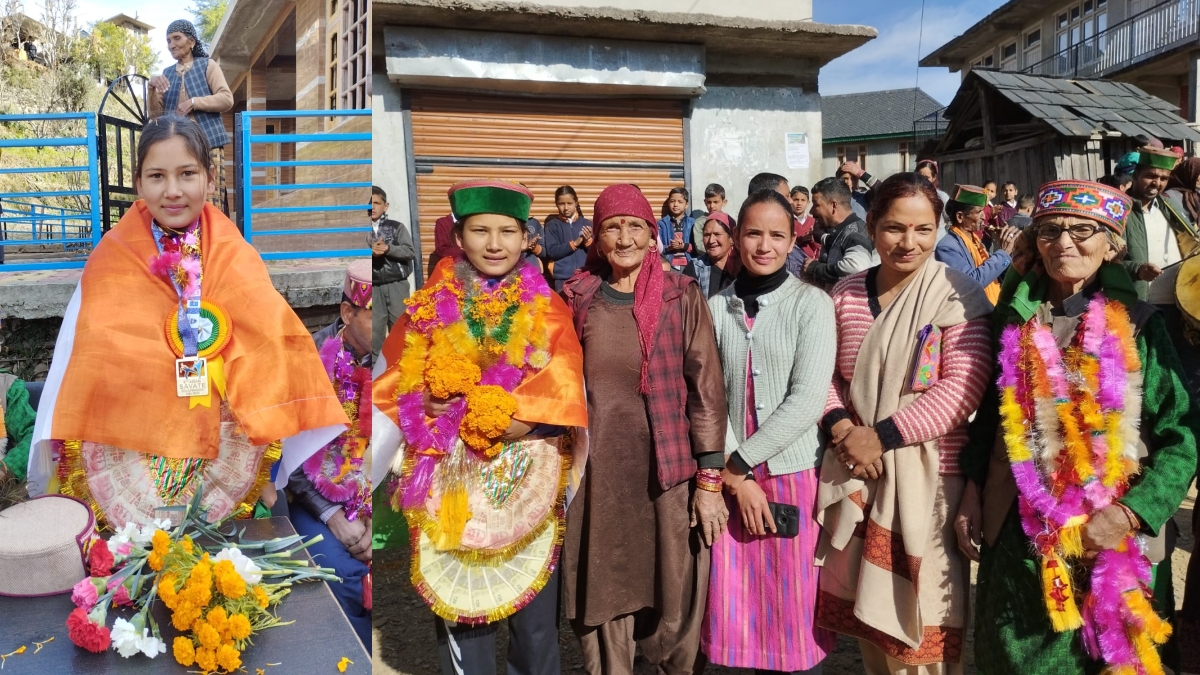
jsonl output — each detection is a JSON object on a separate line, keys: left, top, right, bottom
{"left": 408, "top": 91, "right": 686, "bottom": 277}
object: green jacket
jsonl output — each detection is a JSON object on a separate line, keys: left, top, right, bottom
{"left": 1123, "top": 190, "right": 1199, "bottom": 301}
{"left": 963, "top": 265, "right": 1199, "bottom": 536}
{"left": 0, "top": 374, "right": 36, "bottom": 482}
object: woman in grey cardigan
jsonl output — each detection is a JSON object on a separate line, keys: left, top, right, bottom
{"left": 701, "top": 189, "right": 838, "bottom": 674}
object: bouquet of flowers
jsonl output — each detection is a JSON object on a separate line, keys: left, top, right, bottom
{"left": 66, "top": 485, "right": 339, "bottom": 673}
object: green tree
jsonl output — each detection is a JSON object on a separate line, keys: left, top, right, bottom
{"left": 190, "top": 0, "right": 227, "bottom": 43}
{"left": 84, "top": 20, "right": 156, "bottom": 83}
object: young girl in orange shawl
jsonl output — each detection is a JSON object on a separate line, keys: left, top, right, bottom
{"left": 372, "top": 179, "right": 587, "bottom": 675}
{"left": 28, "top": 116, "right": 348, "bottom": 530}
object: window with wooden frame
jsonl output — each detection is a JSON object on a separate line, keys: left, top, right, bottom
{"left": 836, "top": 147, "right": 846, "bottom": 166}
{"left": 1000, "top": 41, "right": 1018, "bottom": 70}
{"left": 338, "top": 0, "right": 369, "bottom": 110}
{"left": 1023, "top": 27, "right": 1041, "bottom": 67}
{"left": 857, "top": 145, "right": 867, "bottom": 171}
{"left": 898, "top": 142, "right": 910, "bottom": 172}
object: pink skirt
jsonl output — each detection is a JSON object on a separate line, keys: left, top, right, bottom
{"left": 701, "top": 466, "right": 836, "bottom": 670}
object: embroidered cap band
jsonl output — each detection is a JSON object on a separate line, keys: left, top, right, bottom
{"left": 344, "top": 259, "right": 372, "bottom": 309}
{"left": 952, "top": 185, "right": 989, "bottom": 208}
{"left": 447, "top": 179, "right": 534, "bottom": 223}
{"left": 1136, "top": 146, "right": 1179, "bottom": 171}
{"left": 1033, "top": 180, "right": 1132, "bottom": 236}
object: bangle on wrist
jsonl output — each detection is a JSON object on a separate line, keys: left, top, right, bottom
{"left": 696, "top": 469, "right": 723, "bottom": 493}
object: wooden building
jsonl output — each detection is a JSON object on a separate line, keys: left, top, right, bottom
{"left": 933, "top": 69, "right": 1200, "bottom": 190}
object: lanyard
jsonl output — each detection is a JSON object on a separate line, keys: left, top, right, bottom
{"left": 151, "top": 219, "right": 203, "bottom": 358}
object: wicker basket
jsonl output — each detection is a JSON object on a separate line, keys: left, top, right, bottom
{"left": 0, "top": 495, "right": 93, "bottom": 596}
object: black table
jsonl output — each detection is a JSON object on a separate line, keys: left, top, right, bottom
{"left": 0, "top": 517, "right": 369, "bottom": 674}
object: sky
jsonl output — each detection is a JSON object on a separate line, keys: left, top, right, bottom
{"left": 815, "top": 0, "right": 1010, "bottom": 105}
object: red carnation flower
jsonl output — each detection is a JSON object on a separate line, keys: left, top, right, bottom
{"left": 66, "top": 608, "right": 111, "bottom": 653}
{"left": 88, "top": 542, "right": 114, "bottom": 577}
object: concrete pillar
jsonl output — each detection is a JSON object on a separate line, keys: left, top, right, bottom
{"left": 247, "top": 61, "right": 268, "bottom": 207}
{"left": 1188, "top": 50, "right": 1200, "bottom": 125}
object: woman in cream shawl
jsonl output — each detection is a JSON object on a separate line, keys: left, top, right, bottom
{"left": 814, "top": 173, "right": 994, "bottom": 674}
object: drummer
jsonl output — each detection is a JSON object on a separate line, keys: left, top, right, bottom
{"left": 1122, "top": 146, "right": 1200, "bottom": 394}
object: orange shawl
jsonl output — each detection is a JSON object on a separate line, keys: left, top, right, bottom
{"left": 951, "top": 226, "right": 1001, "bottom": 305}
{"left": 52, "top": 201, "right": 348, "bottom": 459}
{"left": 373, "top": 257, "right": 588, "bottom": 432}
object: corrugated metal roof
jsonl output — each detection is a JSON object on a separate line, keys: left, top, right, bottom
{"left": 946, "top": 70, "right": 1200, "bottom": 143}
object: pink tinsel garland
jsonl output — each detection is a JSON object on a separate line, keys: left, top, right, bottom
{"left": 998, "top": 294, "right": 1157, "bottom": 672}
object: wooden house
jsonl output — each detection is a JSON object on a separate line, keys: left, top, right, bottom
{"left": 933, "top": 69, "right": 1200, "bottom": 190}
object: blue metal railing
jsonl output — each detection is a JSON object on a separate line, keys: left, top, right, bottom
{"left": 0, "top": 112, "right": 102, "bottom": 270}
{"left": 237, "top": 109, "right": 371, "bottom": 260}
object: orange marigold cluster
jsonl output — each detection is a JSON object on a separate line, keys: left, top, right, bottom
{"left": 424, "top": 353, "right": 481, "bottom": 399}
{"left": 460, "top": 385, "right": 518, "bottom": 456}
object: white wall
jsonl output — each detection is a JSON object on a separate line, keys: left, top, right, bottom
{"left": 822, "top": 139, "right": 916, "bottom": 181}
{"left": 506, "top": 0, "right": 813, "bottom": 22}
{"left": 689, "top": 86, "right": 822, "bottom": 211}
{"left": 372, "top": 70, "right": 412, "bottom": 233}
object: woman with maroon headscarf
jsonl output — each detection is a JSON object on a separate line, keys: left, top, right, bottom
{"left": 561, "top": 184, "right": 729, "bottom": 674}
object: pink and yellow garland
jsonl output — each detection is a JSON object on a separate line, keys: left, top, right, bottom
{"left": 393, "top": 258, "right": 551, "bottom": 549}
{"left": 998, "top": 294, "right": 1168, "bottom": 674}
{"left": 301, "top": 331, "right": 372, "bottom": 521}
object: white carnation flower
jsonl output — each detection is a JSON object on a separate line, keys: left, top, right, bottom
{"left": 138, "top": 634, "right": 167, "bottom": 658}
{"left": 213, "top": 547, "right": 263, "bottom": 584}
{"left": 110, "top": 618, "right": 143, "bottom": 658}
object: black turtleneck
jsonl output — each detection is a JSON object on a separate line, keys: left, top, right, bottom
{"left": 734, "top": 266, "right": 789, "bottom": 318}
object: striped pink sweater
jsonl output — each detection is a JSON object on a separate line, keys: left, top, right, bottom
{"left": 824, "top": 271, "right": 993, "bottom": 474}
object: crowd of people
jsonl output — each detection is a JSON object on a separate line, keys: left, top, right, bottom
{"left": 373, "top": 143, "right": 1200, "bottom": 675}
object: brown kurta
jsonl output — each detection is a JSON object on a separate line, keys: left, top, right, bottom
{"left": 563, "top": 281, "right": 722, "bottom": 675}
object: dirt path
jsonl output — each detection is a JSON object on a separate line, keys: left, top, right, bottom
{"left": 374, "top": 491, "right": 1195, "bottom": 675}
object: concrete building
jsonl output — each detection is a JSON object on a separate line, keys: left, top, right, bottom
{"left": 920, "top": 0, "right": 1200, "bottom": 124}
{"left": 821, "top": 88, "right": 945, "bottom": 180}
{"left": 209, "top": 0, "right": 370, "bottom": 254}
{"left": 101, "top": 13, "right": 153, "bottom": 36}
{"left": 372, "top": 0, "right": 875, "bottom": 281}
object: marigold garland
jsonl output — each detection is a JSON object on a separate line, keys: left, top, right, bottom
{"left": 393, "top": 257, "right": 553, "bottom": 553}
{"left": 998, "top": 294, "right": 1165, "bottom": 674}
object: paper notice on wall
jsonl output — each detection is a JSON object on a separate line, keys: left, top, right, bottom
{"left": 785, "top": 132, "right": 810, "bottom": 169}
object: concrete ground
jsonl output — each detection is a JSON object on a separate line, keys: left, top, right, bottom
{"left": 373, "top": 488, "right": 1196, "bottom": 675}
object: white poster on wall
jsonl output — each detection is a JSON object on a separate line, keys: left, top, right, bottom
{"left": 785, "top": 132, "right": 810, "bottom": 169}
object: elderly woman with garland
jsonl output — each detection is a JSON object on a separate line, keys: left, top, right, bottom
{"left": 148, "top": 19, "right": 233, "bottom": 212}
{"left": 561, "top": 184, "right": 728, "bottom": 675}
{"left": 956, "top": 180, "right": 1200, "bottom": 674}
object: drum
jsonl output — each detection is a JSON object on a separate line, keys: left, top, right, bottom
{"left": 1178, "top": 254, "right": 1200, "bottom": 345}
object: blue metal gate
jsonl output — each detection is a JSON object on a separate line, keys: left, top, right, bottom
{"left": 0, "top": 112, "right": 102, "bottom": 271}
{"left": 235, "top": 109, "right": 371, "bottom": 260}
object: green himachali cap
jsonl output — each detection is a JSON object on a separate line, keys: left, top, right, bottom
{"left": 447, "top": 179, "right": 535, "bottom": 222}
{"left": 1136, "top": 146, "right": 1179, "bottom": 171}
{"left": 952, "top": 185, "right": 989, "bottom": 208}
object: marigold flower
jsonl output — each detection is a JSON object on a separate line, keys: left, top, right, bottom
{"left": 172, "top": 637, "right": 195, "bottom": 667}
{"left": 205, "top": 607, "right": 228, "bottom": 635}
{"left": 158, "top": 573, "right": 179, "bottom": 609}
{"left": 425, "top": 353, "right": 481, "bottom": 399}
{"left": 253, "top": 585, "right": 270, "bottom": 609}
{"left": 147, "top": 551, "right": 165, "bottom": 571}
{"left": 216, "top": 644, "right": 242, "bottom": 672}
{"left": 151, "top": 529, "right": 171, "bottom": 556}
{"left": 196, "top": 621, "right": 221, "bottom": 650}
{"left": 195, "top": 646, "right": 217, "bottom": 673}
{"left": 213, "top": 560, "right": 246, "bottom": 599}
{"left": 171, "top": 601, "right": 200, "bottom": 632}
{"left": 181, "top": 536, "right": 195, "bottom": 554}
{"left": 460, "top": 385, "right": 517, "bottom": 454}
{"left": 228, "top": 613, "right": 252, "bottom": 641}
